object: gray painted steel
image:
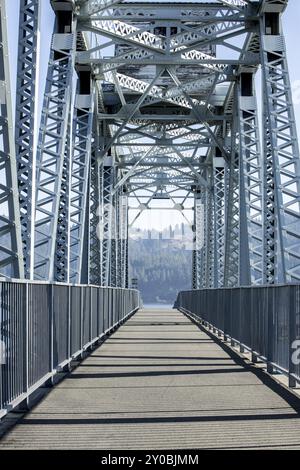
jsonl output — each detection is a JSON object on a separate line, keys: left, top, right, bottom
{"left": 1, "top": 0, "right": 298, "bottom": 288}
{"left": 175, "top": 285, "right": 300, "bottom": 388}
{"left": 0, "top": 280, "right": 140, "bottom": 419}
{"left": 1, "top": 308, "right": 300, "bottom": 450}
{"left": 15, "top": 0, "right": 40, "bottom": 279}
{"left": 0, "top": 0, "right": 24, "bottom": 279}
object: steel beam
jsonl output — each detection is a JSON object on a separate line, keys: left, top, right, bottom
{"left": 34, "top": 7, "right": 76, "bottom": 280}
{"left": 260, "top": 13, "right": 300, "bottom": 283}
{"left": 238, "top": 73, "right": 263, "bottom": 285}
{"left": 213, "top": 155, "right": 227, "bottom": 287}
{"left": 224, "top": 89, "right": 240, "bottom": 287}
{"left": 0, "top": 0, "right": 24, "bottom": 279}
{"left": 101, "top": 157, "right": 114, "bottom": 287}
{"left": 15, "top": 0, "right": 41, "bottom": 279}
{"left": 69, "top": 92, "right": 94, "bottom": 284}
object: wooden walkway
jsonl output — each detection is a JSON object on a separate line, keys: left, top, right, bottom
{"left": 1, "top": 308, "right": 300, "bottom": 450}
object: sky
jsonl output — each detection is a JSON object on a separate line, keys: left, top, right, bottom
{"left": 5, "top": 0, "right": 300, "bottom": 232}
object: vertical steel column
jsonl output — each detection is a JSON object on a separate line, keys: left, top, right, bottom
{"left": 192, "top": 190, "right": 203, "bottom": 289}
{"left": 54, "top": 108, "right": 72, "bottom": 282}
{"left": 89, "top": 154, "right": 102, "bottom": 285}
{"left": 116, "top": 188, "right": 122, "bottom": 287}
{"left": 195, "top": 188, "right": 211, "bottom": 289}
{"left": 101, "top": 157, "right": 114, "bottom": 286}
{"left": 238, "top": 73, "right": 263, "bottom": 285}
{"left": 0, "top": 0, "right": 24, "bottom": 278}
{"left": 15, "top": 0, "right": 40, "bottom": 279}
{"left": 199, "top": 191, "right": 207, "bottom": 289}
{"left": 89, "top": 90, "right": 102, "bottom": 285}
{"left": 224, "top": 88, "right": 240, "bottom": 287}
{"left": 262, "top": 90, "right": 276, "bottom": 285}
{"left": 213, "top": 154, "right": 226, "bottom": 287}
{"left": 33, "top": 4, "right": 76, "bottom": 280}
{"left": 69, "top": 87, "right": 94, "bottom": 284}
{"left": 260, "top": 11, "right": 300, "bottom": 283}
{"left": 204, "top": 174, "right": 215, "bottom": 288}
{"left": 191, "top": 238, "right": 197, "bottom": 290}
{"left": 110, "top": 184, "right": 117, "bottom": 287}
{"left": 119, "top": 193, "right": 129, "bottom": 288}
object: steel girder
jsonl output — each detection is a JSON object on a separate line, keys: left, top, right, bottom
{"left": 1, "top": 0, "right": 298, "bottom": 292}
{"left": 110, "top": 182, "right": 118, "bottom": 287}
{"left": 0, "top": 0, "right": 24, "bottom": 279}
{"left": 110, "top": 181, "right": 128, "bottom": 287}
{"left": 213, "top": 156, "right": 227, "bottom": 287}
{"left": 260, "top": 15, "right": 300, "bottom": 283}
{"left": 34, "top": 12, "right": 77, "bottom": 280}
{"left": 54, "top": 108, "right": 73, "bottom": 282}
{"left": 193, "top": 174, "right": 215, "bottom": 289}
{"left": 69, "top": 93, "right": 94, "bottom": 284}
{"left": 224, "top": 92, "right": 240, "bottom": 287}
{"left": 89, "top": 154, "right": 102, "bottom": 285}
{"left": 192, "top": 193, "right": 203, "bottom": 289}
{"left": 204, "top": 176, "right": 215, "bottom": 289}
{"left": 238, "top": 75, "right": 263, "bottom": 285}
{"left": 121, "top": 194, "right": 129, "bottom": 288}
{"left": 15, "top": 0, "right": 40, "bottom": 279}
{"left": 101, "top": 158, "right": 114, "bottom": 286}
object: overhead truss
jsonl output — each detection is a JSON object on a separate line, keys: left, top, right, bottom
{"left": 0, "top": 0, "right": 299, "bottom": 290}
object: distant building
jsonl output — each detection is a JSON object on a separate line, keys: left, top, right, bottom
{"left": 131, "top": 278, "right": 138, "bottom": 290}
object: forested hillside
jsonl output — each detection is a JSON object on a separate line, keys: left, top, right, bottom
{"left": 128, "top": 226, "right": 192, "bottom": 304}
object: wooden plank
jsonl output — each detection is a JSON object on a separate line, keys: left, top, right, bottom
{"left": 1, "top": 308, "right": 300, "bottom": 449}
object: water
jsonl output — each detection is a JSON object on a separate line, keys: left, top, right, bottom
{"left": 142, "top": 303, "right": 174, "bottom": 309}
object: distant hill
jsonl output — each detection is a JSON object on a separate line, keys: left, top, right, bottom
{"left": 128, "top": 225, "right": 192, "bottom": 304}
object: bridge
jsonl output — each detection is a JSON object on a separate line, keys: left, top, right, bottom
{"left": 0, "top": 0, "right": 300, "bottom": 451}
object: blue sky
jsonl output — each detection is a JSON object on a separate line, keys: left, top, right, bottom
{"left": 5, "top": 0, "right": 300, "bottom": 231}
{"left": 281, "top": 0, "right": 300, "bottom": 137}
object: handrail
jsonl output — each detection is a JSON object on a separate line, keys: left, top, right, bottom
{"left": 0, "top": 281, "right": 141, "bottom": 418}
{"left": 175, "top": 285, "right": 300, "bottom": 389}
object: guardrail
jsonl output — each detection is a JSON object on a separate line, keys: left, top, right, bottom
{"left": 175, "top": 286, "right": 300, "bottom": 388}
{"left": 0, "top": 280, "right": 140, "bottom": 418}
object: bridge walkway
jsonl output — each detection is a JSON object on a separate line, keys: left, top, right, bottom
{"left": 1, "top": 308, "right": 300, "bottom": 450}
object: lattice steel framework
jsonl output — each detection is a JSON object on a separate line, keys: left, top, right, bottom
{"left": 0, "top": 0, "right": 24, "bottom": 279}
{"left": 213, "top": 155, "right": 227, "bottom": 288}
{"left": 0, "top": 0, "right": 299, "bottom": 291}
{"left": 34, "top": 6, "right": 76, "bottom": 281}
{"left": 69, "top": 91, "right": 94, "bottom": 284}
{"left": 15, "top": 0, "right": 40, "bottom": 279}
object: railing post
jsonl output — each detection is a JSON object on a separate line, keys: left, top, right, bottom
{"left": 90, "top": 287, "right": 93, "bottom": 344}
{"left": 251, "top": 287, "right": 258, "bottom": 363}
{"left": 267, "top": 287, "right": 274, "bottom": 374}
{"left": 230, "top": 290, "right": 236, "bottom": 347}
{"left": 0, "top": 285, "right": 2, "bottom": 413}
{"left": 223, "top": 289, "right": 228, "bottom": 342}
{"left": 23, "top": 282, "right": 29, "bottom": 408}
{"left": 80, "top": 287, "right": 84, "bottom": 356}
{"left": 289, "top": 286, "right": 297, "bottom": 388}
{"left": 46, "top": 284, "right": 54, "bottom": 387}
{"left": 239, "top": 289, "right": 245, "bottom": 354}
{"left": 67, "top": 285, "right": 71, "bottom": 366}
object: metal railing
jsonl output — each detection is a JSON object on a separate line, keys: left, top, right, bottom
{"left": 175, "top": 285, "right": 300, "bottom": 388}
{"left": 0, "top": 280, "right": 140, "bottom": 418}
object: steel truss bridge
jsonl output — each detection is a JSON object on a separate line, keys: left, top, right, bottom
{"left": 0, "top": 0, "right": 300, "bottom": 450}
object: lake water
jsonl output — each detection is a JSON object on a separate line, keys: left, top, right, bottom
{"left": 142, "top": 303, "right": 174, "bottom": 309}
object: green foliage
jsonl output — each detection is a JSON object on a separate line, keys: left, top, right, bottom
{"left": 129, "top": 237, "right": 192, "bottom": 304}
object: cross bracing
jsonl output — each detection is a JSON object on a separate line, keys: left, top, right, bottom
{"left": 0, "top": 0, "right": 298, "bottom": 289}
